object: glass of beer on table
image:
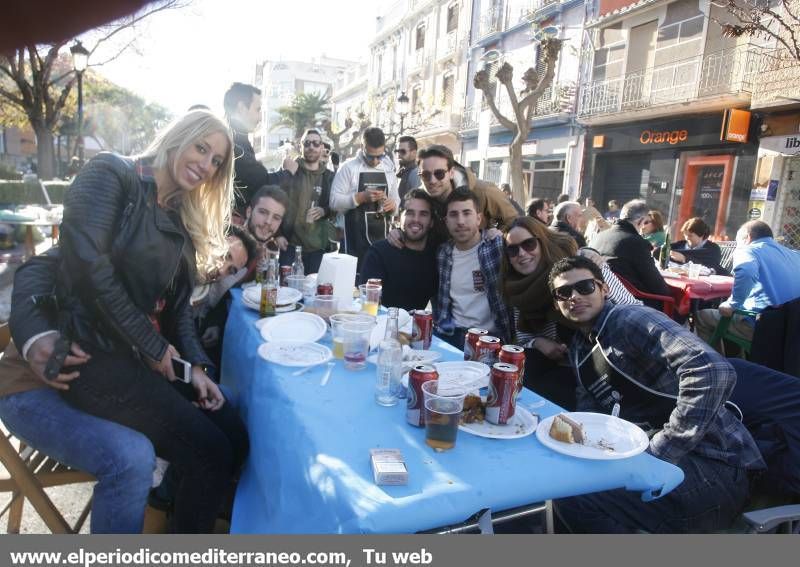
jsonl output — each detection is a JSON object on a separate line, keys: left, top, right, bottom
{"left": 359, "top": 283, "right": 382, "bottom": 316}
{"left": 330, "top": 313, "right": 375, "bottom": 359}
{"left": 421, "top": 380, "right": 467, "bottom": 452}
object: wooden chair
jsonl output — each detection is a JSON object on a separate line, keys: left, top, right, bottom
{"left": 0, "top": 428, "right": 95, "bottom": 533}
{"left": 614, "top": 274, "right": 677, "bottom": 319}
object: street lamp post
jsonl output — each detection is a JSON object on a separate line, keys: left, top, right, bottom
{"left": 396, "top": 91, "right": 409, "bottom": 135}
{"left": 70, "top": 40, "right": 89, "bottom": 165}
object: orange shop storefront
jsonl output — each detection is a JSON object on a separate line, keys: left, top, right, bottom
{"left": 581, "top": 111, "right": 759, "bottom": 240}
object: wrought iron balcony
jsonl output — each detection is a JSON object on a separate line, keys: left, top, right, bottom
{"left": 578, "top": 45, "right": 760, "bottom": 120}
{"left": 478, "top": 7, "right": 505, "bottom": 39}
{"left": 461, "top": 105, "right": 479, "bottom": 130}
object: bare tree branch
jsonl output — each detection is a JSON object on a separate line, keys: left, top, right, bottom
{"left": 474, "top": 68, "right": 516, "bottom": 130}
{"left": 88, "top": 38, "right": 138, "bottom": 68}
{"left": 519, "top": 39, "right": 562, "bottom": 108}
{"left": 89, "top": 0, "right": 188, "bottom": 56}
{"left": 0, "top": 86, "right": 24, "bottom": 107}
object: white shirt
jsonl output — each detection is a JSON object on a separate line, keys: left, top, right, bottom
{"left": 449, "top": 242, "right": 494, "bottom": 331}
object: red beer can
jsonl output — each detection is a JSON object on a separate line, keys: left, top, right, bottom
{"left": 279, "top": 265, "right": 292, "bottom": 287}
{"left": 411, "top": 310, "right": 433, "bottom": 350}
{"left": 317, "top": 282, "right": 334, "bottom": 296}
{"left": 406, "top": 364, "right": 438, "bottom": 427}
{"left": 463, "top": 328, "right": 489, "bottom": 361}
{"left": 499, "top": 344, "right": 526, "bottom": 394}
{"left": 475, "top": 336, "right": 502, "bottom": 367}
{"left": 486, "top": 362, "right": 519, "bottom": 425}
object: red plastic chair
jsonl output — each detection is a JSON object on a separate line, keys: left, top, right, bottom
{"left": 614, "top": 274, "right": 676, "bottom": 319}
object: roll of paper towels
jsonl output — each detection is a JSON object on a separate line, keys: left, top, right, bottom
{"left": 316, "top": 252, "right": 358, "bottom": 310}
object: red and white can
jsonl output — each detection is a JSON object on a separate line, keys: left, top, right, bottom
{"left": 279, "top": 265, "right": 292, "bottom": 287}
{"left": 411, "top": 310, "right": 433, "bottom": 350}
{"left": 317, "top": 282, "right": 334, "bottom": 296}
{"left": 367, "top": 278, "right": 383, "bottom": 287}
{"left": 486, "top": 362, "right": 519, "bottom": 425}
{"left": 406, "top": 364, "right": 438, "bottom": 427}
{"left": 499, "top": 344, "right": 526, "bottom": 394}
{"left": 463, "top": 328, "right": 489, "bottom": 361}
{"left": 475, "top": 336, "right": 502, "bottom": 367}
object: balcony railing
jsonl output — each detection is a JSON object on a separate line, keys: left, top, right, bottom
{"left": 438, "top": 31, "right": 460, "bottom": 58}
{"left": 411, "top": 49, "right": 430, "bottom": 72}
{"left": 579, "top": 45, "right": 760, "bottom": 120}
{"left": 518, "top": 0, "right": 559, "bottom": 23}
{"left": 478, "top": 7, "right": 505, "bottom": 38}
{"left": 461, "top": 105, "right": 479, "bottom": 130}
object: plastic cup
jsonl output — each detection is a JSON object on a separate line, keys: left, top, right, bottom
{"left": 687, "top": 263, "right": 702, "bottom": 279}
{"left": 341, "top": 320, "right": 374, "bottom": 370}
{"left": 421, "top": 380, "right": 466, "bottom": 452}
{"left": 286, "top": 275, "right": 305, "bottom": 293}
{"left": 314, "top": 294, "right": 337, "bottom": 322}
{"left": 359, "top": 284, "right": 382, "bottom": 316}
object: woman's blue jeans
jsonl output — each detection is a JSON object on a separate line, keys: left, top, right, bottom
{"left": 0, "top": 388, "right": 155, "bottom": 533}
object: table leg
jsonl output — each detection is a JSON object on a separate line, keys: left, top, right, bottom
{"left": 24, "top": 226, "right": 34, "bottom": 258}
{"left": 545, "top": 499, "right": 554, "bottom": 534}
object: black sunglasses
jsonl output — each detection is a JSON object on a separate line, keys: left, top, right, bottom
{"left": 303, "top": 140, "right": 322, "bottom": 148}
{"left": 364, "top": 153, "right": 383, "bottom": 163}
{"left": 420, "top": 169, "right": 447, "bottom": 182}
{"left": 505, "top": 237, "right": 538, "bottom": 258}
{"left": 394, "top": 148, "right": 407, "bottom": 155}
{"left": 552, "top": 278, "right": 600, "bottom": 302}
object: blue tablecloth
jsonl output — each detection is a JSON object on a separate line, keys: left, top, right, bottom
{"left": 222, "top": 289, "right": 684, "bottom": 534}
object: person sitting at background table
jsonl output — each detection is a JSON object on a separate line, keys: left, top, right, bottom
{"left": 40, "top": 109, "right": 249, "bottom": 533}
{"left": 669, "top": 217, "right": 728, "bottom": 276}
{"left": 549, "top": 256, "right": 764, "bottom": 533}
{"left": 640, "top": 209, "right": 666, "bottom": 250}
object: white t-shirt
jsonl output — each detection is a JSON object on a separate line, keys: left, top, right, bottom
{"left": 449, "top": 242, "right": 494, "bottom": 331}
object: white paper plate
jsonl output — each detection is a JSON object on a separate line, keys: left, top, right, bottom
{"left": 243, "top": 295, "right": 304, "bottom": 314}
{"left": 434, "top": 361, "right": 490, "bottom": 391}
{"left": 459, "top": 407, "right": 538, "bottom": 440}
{"left": 536, "top": 412, "right": 649, "bottom": 460}
{"left": 243, "top": 285, "right": 303, "bottom": 307}
{"left": 257, "top": 341, "right": 332, "bottom": 367}
{"left": 369, "top": 309, "right": 412, "bottom": 350}
{"left": 367, "top": 347, "right": 441, "bottom": 366}
{"left": 259, "top": 312, "right": 327, "bottom": 343}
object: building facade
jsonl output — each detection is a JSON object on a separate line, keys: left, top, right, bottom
{"left": 578, "top": 0, "right": 764, "bottom": 239}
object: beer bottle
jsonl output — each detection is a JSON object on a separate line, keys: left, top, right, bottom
{"left": 660, "top": 231, "right": 671, "bottom": 270}
{"left": 260, "top": 257, "right": 279, "bottom": 317}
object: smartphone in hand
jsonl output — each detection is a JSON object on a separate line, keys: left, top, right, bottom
{"left": 171, "top": 357, "right": 193, "bottom": 384}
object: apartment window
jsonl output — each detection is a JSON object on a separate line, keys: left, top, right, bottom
{"left": 592, "top": 43, "right": 625, "bottom": 81}
{"left": 442, "top": 74, "right": 454, "bottom": 108}
{"left": 657, "top": 15, "right": 704, "bottom": 50}
{"left": 392, "top": 44, "right": 398, "bottom": 81}
{"left": 531, "top": 159, "right": 565, "bottom": 201}
{"left": 411, "top": 84, "right": 422, "bottom": 113}
{"left": 485, "top": 160, "right": 503, "bottom": 184}
{"left": 416, "top": 25, "right": 426, "bottom": 50}
{"left": 446, "top": 3, "right": 459, "bottom": 33}
{"left": 469, "top": 161, "right": 480, "bottom": 176}
{"left": 376, "top": 53, "right": 383, "bottom": 88}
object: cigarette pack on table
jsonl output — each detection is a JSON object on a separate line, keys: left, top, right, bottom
{"left": 370, "top": 448, "right": 408, "bottom": 486}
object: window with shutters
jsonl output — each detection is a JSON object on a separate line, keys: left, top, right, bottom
{"left": 416, "top": 25, "right": 426, "bottom": 50}
{"left": 442, "top": 74, "right": 454, "bottom": 108}
{"left": 446, "top": 4, "right": 459, "bottom": 33}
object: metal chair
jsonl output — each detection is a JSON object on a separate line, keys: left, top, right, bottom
{"left": 0, "top": 428, "right": 95, "bottom": 533}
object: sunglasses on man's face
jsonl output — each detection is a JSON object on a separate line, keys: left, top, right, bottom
{"left": 365, "top": 153, "right": 383, "bottom": 163}
{"left": 303, "top": 139, "right": 322, "bottom": 148}
{"left": 505, "top": 237, "right": 538, "bottom": 258}
{"left": 394, "top": 148, "right": 407, "bottom": 155}
{"left": 552, "top": 278, "right": 600, "bottom": 302}
{"left": 420, "top": 169, "right": 448, "bottom": 182}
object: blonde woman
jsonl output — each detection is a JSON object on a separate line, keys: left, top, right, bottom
{"left": 48, "top": 110, "right": 248, "bottom": 533}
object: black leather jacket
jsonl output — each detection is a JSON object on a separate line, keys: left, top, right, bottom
{"left": 52, "top": 152, "right": 212, "bottom": 369}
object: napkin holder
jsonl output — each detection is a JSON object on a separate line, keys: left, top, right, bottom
{"left": 316, "top": 252, "right": 357, "bottom": 310}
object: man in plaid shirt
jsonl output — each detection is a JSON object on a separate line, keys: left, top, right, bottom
{"left": 433, "top": 190, "right": 512, "bottom": 349}
{"left": 548, "top": 256, "right": 764, "bottom": 533}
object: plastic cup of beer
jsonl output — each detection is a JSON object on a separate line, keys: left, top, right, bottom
{"left": 359, "top": 284, "right": 382, "bottom": 316}
{"left": 341, "top": 320, "right": 374, "bottom": 370}
{"left": 330, "top": 314, "right": 374, "bottom": 359}
{"left": 687, "top": 263, "right": 702, "bottom": 279}
{"left": 287, "top": 275, "right": 305, "bottom": 293}
{"left": 314, "top": 294, "right": 337, "bottom": 322}
{"left": 421, "top": 380, "right": 466, "bottom": 452}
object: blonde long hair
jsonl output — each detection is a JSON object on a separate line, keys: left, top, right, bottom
{"left": 139, "top": 110, "right": 234, "bottom": 280}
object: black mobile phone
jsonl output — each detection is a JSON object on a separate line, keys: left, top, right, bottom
{"left": 171, "top": 357, "right": 192, "bottom": 384}
{"left": 43, "top": 336, "right": 71, "bottom": 381}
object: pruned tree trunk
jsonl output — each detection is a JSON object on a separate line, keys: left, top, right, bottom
{"left": 33, "top": 123, "right": 56, "bottom": 179}
{"left": 473, "top": 38, "right": 562, "bottom": 205}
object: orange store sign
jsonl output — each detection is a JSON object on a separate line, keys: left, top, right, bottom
{"left": 721, "top": 108, "right": 751, "bottom": 143}
{"left": 639, "top": 129, "right": 689, "bottom": 145}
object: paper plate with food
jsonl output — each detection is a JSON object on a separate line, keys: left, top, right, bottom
{"left": 458, "top": 393, "right": 539, "bottom": 439}
{"left": 536, "top": 412, "right": 649, "bottom": 460}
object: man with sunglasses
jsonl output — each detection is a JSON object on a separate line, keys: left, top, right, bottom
{"left": 330, "top": 127, "right": 399, "bottom": 267}
{"left": 223, "top": 82, "right": 298, "bottom": 221}
{"left": 280, "top": 129, "right": 335, "bottom": 274}
{"left": 548, "top": 256, "right": 763, "bottom": 533}
{"left": 395, "top": 136, "right": 420, "bottom": 204}
{"left": 434, "top": 190, "right": 513, "bottom": 349}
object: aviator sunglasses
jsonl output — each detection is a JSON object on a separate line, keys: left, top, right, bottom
{"left": 552, "top": 278, "right": 600, "bottom": 301}
{"left": 420, "top": 169, "right": 448, "bottom": 182}
{"left": 505, "top": 237, "right": 538, "bottom": 258}
{"left": 303, "top": 139, "right": 322, "bottom": 148}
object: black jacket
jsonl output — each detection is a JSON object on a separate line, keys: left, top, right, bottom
{"left": 52, "top": 152, "right": 212, "bottom": 370}
{"left": 9, "top": 250, "right": 61, "bottom": 351}
{"left": 670, "top": 239, "right": 729, "bottom": 276}
{"left": 590, "top": 219, "right": 670, "bottom": 296}
{"left": 232, "top": 130, "right": 292, "bottom": 216}
{"left": 552, "top": 220, "right": 587, "bottom": 248}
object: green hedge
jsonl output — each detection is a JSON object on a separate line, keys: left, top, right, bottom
{"left": 0, "top": 180, "right": 71, "bottom": 206}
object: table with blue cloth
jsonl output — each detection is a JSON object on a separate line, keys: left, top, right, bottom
{"left": 221, "top": 289, "right": 684, "bottom": 534}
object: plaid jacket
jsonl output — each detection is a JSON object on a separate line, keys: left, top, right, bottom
{"left": 569, "top": 302, "right": 764, "bottom": 469}
{"left": 434, "top": 232, "right": 512, "bottom": 342}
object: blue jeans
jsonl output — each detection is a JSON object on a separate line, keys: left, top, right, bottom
{"left": 556, "top": 453, "right": 749, "bottom": 533}
{"left": 0, "top": 388, "right": 155, "bottom": 533}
